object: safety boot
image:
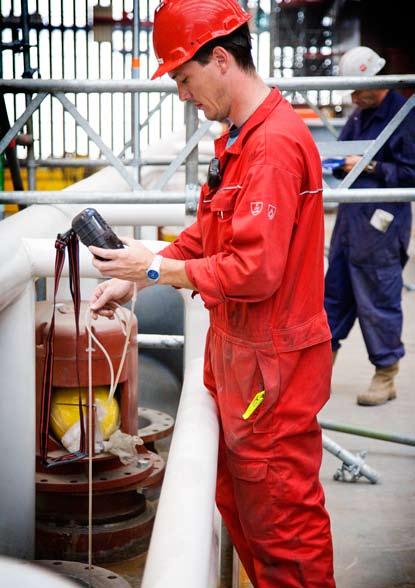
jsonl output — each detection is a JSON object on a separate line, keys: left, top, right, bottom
{"left": 357, "top": 362, "right": 399, "bottom": 406}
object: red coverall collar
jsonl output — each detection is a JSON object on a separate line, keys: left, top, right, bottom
{"left": 216, "top": 88, "right": 283, "bottom": 155}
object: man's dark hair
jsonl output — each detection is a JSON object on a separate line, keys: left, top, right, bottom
{"left": 192, "top": 23, "right": 255, "bottom": 74}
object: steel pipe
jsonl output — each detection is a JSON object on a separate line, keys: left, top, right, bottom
{"left": 11, "top": 157, "right": 212, "bottom": 168}
{"left": 0, "top": 190, "right": 187, "bottom": 204}
{"left": 1, "top": 75, "right": 414, "bottom": 93}
{"left": 2, "top": 188, "right": 415, "bottom": 205}
{"left": 323, "top": 188, "right": 415, "bottom": 203}
{"left": 319, "top": 420, "right": 415, "bottom": 447}
{"left": 322, "top": 435, "right": 380, "bottom": 484}
{"left": 137, "top": 334, "right": 184, "bottom": 349}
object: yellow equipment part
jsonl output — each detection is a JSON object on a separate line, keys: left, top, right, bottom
{"left": 50, "top": 386, "right": 120, "bottom": 441}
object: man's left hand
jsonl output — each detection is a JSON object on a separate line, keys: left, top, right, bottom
{"left": 341, "top": 155, "right": 361, "bottom": 173}
{"left": 89, "top": 237, "right": 154, "bottom": 286}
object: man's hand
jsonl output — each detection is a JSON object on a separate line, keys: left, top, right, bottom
{"left": 89, "top": 237, "right": 154, "bottom": 286}
{"left": 89, "top": 236, "right": 196, "bottom": 295}
{"left": 89, "top": 278, "right": 135, "bottom": 319}
{"left": 341, "top": 155, "right": 362, "bottom": 173}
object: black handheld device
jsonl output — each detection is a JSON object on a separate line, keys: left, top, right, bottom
{"left": 207, "top": 157, "right": 221, "bottom": 189}
{"left": 71, "top": 208, "right": 124, "bottom": 261}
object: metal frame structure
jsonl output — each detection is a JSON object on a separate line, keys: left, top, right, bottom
{"left": 1, "top": 75, "right": 415, "bottom": 210}
{"left": 0, "top": 0, "right": 176, "bottom": 166}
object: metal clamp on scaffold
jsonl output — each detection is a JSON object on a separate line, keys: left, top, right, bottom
{"left": 323, "top": 435, "right": 380, "bottom": 484}
{"left": 184, "top": 184, "right": 200, "bottom": 216}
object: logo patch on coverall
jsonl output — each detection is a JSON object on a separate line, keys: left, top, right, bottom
{"left": 250, "top": 202, "right": 263, "bottom": 216}
{"left": 267, "top": 204, "right": 277, "bottom": 220}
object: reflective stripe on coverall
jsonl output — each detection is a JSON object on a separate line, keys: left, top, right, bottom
{"left": 161, "top": 89, "right": 335, "bottom": 587}
{"left": 325, "top": 90, "right": 415, "bottom": 367}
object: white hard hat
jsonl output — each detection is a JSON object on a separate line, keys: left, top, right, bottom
{"left": 339, "top": 46, "right": 386, "bottom": 77}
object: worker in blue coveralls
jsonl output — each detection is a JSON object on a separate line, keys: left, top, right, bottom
{"left": 325, "top": 46, "right": 415, "bottom": 405}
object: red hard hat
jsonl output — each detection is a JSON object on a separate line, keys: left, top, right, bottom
{"left": 151, "top": 0, "right": 251, "bottom": 80}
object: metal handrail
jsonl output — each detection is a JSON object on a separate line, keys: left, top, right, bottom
{"left": 1, "top": 75, "right": 414, "bottom": 205}
{"left": 0, "top": 74, "right": 415, "bottom": 203}
{"left": 2, "top": 188, "right": 415, "bottom": 206}
{"left": 1, "top": 74, "right": 414, "bottom": 93}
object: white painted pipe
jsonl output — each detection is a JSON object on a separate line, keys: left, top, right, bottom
{"left": 141, "top": 357, "right": 219, "bottom": 588}
{"left": 0, "top": 283, "right": 36, "bottom": 558}
{"left": 0, "top": 557, "right": 78, "bottom": 587}
{"left": 22, "top": 238, "right": 168, "bottom": 279}
{"left": 91, "top": 203, "right": 185, "bottom": 226}
{"left": 181, "top": 289, "right": 209, "bottom": 369}
{"left": 0, "top": 206, "right": 70, "bottom": 311}
{"left": 0, "top": 205, "right": 183, "bottom": 310}
{"left": 136, "top": 333, "right": 184, "bottom": 349}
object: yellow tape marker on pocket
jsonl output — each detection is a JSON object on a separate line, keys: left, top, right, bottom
{"left": 242, "top": 390, "right": 265, "bottom": 420}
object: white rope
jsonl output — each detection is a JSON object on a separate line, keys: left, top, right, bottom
{"left": 109, "top": 285, "right": 138, "bottom": 400}
{"left": 85, "top": 308, "right": 115, "bottom": 395}
{"left": 83, "top": 280, "right": 139, "bottom": 582}
{"left": 87, "top": 322, "right": 93, "bottom": 586}
{"left": 84, "top": 282, "right": 138, "bottom": 401}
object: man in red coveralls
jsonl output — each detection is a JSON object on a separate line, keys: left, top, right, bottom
{"left": 89, "top": 1, "right": 336, "bottom": 585}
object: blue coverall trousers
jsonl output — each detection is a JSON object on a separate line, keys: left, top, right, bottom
{"left": 324, "top": 202, "right": 411, "bottom": 368}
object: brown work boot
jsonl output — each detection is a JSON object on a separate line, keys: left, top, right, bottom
{"left": 357, "top": 362, "right": 399, "bottom": 406}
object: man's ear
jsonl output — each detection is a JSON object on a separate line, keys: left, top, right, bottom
{"left": 211, "top": 46, "right": 230, "bottom": 73}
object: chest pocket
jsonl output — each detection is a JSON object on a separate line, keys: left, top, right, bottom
{"left": 210, "top": 187, "right": 239, "bottom": 221}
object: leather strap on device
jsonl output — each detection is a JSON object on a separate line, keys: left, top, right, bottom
{"left": 39, "top": 229, "right": 87, "bottom": 467}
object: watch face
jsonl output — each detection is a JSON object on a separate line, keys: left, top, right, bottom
{"left": 147, "top": 269, "right": 160, "bottom": 280}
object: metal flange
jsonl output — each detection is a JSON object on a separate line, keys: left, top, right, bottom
{"left": 33, "top": 560, "right": 131, "bottom": 587}
{"left": 36, "top": 453, "right": 154, "bottom": 493}
{"left": 37, "top": 490, "right": 147, "bottom": 525}
{"left": 138, "top": 407, "right": 174, "bottom": 443}
{"left": 36, "top": 504, "right": 156, "bottom": 563}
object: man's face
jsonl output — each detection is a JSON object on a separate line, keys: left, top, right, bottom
{"left": 351, "top": 88, "right": 383, "bottom": 110}
{"left": 169, "top": 58, "right": 231, "bottom": 122}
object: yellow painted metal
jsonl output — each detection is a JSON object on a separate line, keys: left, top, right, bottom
{"left": 239, "top": 565, "right": 252, "bottom": 588}
{"left": 233, "top": 549, "right": 253, "bottom": 588}
{"left": 4, "top": 165, "right": 90, "bottom": 192}
{"left": 3, "top": 160, "right": 95, "bottom": 216}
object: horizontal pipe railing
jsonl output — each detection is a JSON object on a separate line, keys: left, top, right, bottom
{"left": 0, "top": 191, "right": 187, "bottom": 204}
{"left": 136, "top": 334, "right": 184, "bottom": 349}
{"left": 2, "top": 187, "right": 415, "bottom": 205}
{"left": 12, "top": 157, "right": 212, "bottom": 168}
{"left": 319, "top": 420, "right": 415, "bottom": 447}
{"left": 1, "top": 75, "right": 413, "bottom": 204}
{"left": 1, "top": 75, "right": 414, "bottom": 93}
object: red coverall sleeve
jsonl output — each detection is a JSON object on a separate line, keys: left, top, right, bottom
{"left": 185, "top": 164, "right": 301, "bottom": 309}
{"left": 159, "top": 221, "right": 204, "bottom": 260}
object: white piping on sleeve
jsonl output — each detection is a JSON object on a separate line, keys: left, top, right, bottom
{"left": 220, "top": 184, "right": 243, "bottom": 191}
{"left": 299, "top": 188, "right": 323, "bottom": 196}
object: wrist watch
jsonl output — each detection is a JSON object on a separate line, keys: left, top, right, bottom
{"left": 365, "top": 161, "right": 377, "bottom": 174}
{"left": 146, "top": 254, "right": 163, "bottom": 283}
